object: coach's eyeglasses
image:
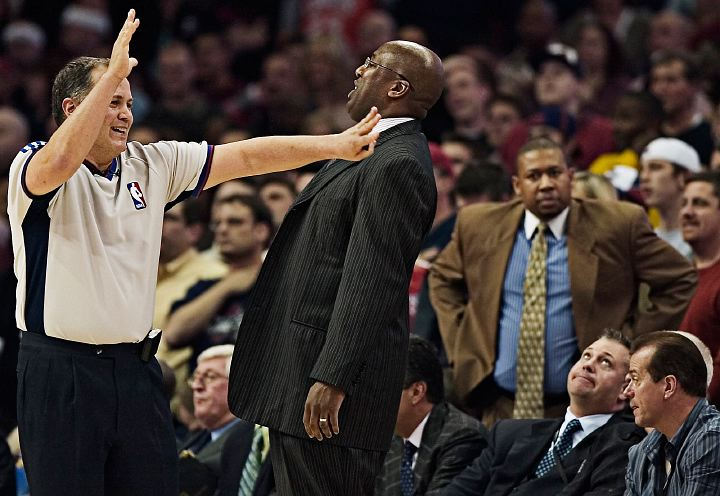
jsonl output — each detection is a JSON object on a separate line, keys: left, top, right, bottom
{"left": 187, "top": 370, "right": 228, "bottom": 388}
{"left": 363, "top": 57, "right": 414, "bottom": 91}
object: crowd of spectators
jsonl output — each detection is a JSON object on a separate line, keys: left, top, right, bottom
{"left": 2, "top": 0, "right": 720, "bottom": 494}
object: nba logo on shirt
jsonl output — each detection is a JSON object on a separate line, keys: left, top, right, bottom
{"left": 127, "top": 182, "right": 147, "bottom": 210}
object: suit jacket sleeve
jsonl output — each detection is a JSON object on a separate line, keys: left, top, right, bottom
{"left": 424, "top": 427, "right": 488, "bottom": 495}
{"left": 440, "top": 422, "right": 500, "bottom": 496}
{"left": 628, "top": 206, "right": 697, "bottom": 334}
{"left": 309, "top": 156, "right": 436, "bottom": 393}
{"left": 428, "top": 213, "right": 468, "bottom": 365}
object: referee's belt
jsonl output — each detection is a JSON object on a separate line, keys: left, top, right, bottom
{"left": 20, "top": 330, "right": 162, "bottom": 362}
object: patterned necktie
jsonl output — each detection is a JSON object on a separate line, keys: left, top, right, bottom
{"left": 535, "top": 419, "right": 583, "bottom": 477}
{"left": 238, "top": 426, "right": 265, "bottom": 496}
{"left": 401, "top": 441, "right": 417, "bottom": 496}
{"left": 514, "top": 222, "right": 548, "bottom": 419}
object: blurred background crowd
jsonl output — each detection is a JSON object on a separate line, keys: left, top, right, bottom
{"left": 2, "top": 0, "right": 720, "bottom": 494}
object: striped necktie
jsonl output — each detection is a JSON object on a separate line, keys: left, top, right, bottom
{"left": 514, "top": 222, "right": 548, "bottom": 419}
{"left": 238, "top": 426, "right": 265, "bottom": 496}
{"left": 535, "top": 419, "right": 582, "bottom": 477}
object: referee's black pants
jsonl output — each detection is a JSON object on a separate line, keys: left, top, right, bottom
{"left": 16, "top": 332, "right": 178, "bottom": 496}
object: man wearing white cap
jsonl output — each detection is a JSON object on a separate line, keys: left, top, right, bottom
{"left": 680, "top": 170, "right": 720, "bottom": 407}
{"left": 640, "top": 137, "right": 702, "bottom": 258}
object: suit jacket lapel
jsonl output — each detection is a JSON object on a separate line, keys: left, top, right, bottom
{"left": 292, "top": 120, "right": 423, "bottom": 207}
{"left": 567, "top": 200, "right": 598, "bottom": 348}
{"left": 413, "top": 403, "right": 447, "bottom": 490}
{"left": 502, "top": 420, "right": 562, "bottom": 485}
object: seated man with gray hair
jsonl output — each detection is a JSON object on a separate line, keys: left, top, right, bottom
{"left": 179, "top": 345, "right": 271, "bottom": 495}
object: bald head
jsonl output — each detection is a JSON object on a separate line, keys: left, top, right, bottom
{"left": 347, "top": 40, "right": 443, "bottom": 121}
{"left": 379, "top": 41, "right": 444, "bottom": 118}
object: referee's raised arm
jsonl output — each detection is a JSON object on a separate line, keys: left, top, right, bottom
{"left": 24, "top": 9, "right": 140, "bottom": 196}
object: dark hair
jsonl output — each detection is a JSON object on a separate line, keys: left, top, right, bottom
{"left": 179, "top": 197, "right": 208, "bottom": 226}
{"left": 403, "top": 336, "right": 444, "bottom": 404}
{"left": 455, "top": 161, "right": 509, "bottom": 201}
{"left": 258, "top": 173, "right": 297, "bottom": 196}
{"left": 650, "top": 50, "right": 700, "bottom": 83}
{"left": 574, "top": 19, "right": 626, "bottom": 78}
{"left": 686, "top": 170, "right": 720, "bottom": 203}
{"left": 631, "top": 331, "right": 707, "bottom": 397}
{"left": 51, "top": 56, "right": 109, "bottom": 126}
{"left": 601, "top": 328, "right": 631, "bottom": 351}
{"left": 216, "top": 194, "right": 274, "bottom": 235}
{"left": 517, "top": 135, "right": 563, "bottom": 159}
{"left": 486, "top": 93, "right": 529, "bottom": 119}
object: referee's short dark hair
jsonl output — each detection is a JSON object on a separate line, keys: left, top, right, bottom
{"left": 403, "top": 336, "right": 444, "bottom": 404}
{"left": 52, "top": 56, "right": 110, "bottom": 126}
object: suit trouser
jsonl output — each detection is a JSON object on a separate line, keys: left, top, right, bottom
{"left": 269, "top": 430, "right": 385, "bottom": 496}
{"left": 16, "top": 332, "right": 178, "bottom": 496}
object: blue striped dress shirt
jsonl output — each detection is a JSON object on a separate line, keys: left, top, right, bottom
{"left": 494, "top": 208, "right": 577, "bottom": 394}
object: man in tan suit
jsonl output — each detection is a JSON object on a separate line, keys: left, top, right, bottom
{"left": 429, "top": 137, "right": 696, "bottom": 427}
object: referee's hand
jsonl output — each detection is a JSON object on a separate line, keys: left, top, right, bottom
{"left": 108, "top": 9, "right": 141, "bottom": 81}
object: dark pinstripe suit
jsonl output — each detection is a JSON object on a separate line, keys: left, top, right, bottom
{"left": 375, "top": 402, "right": 488, "bottom": 495}
{"left": 228, "top": 121, "right": 437, "bottom": 492}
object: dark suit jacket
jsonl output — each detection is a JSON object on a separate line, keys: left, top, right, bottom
{"left": 375, "top": 402, "right": 488, "bottom": 495}
{"left": 429, "top": 198, "right": 697, "bottom": 404}
{"left": 217, "top": 425, "right": 274, "bottom": 496}
{"left": 228, "top": 121, "right": 437, "bottom": 451}
{"left": 178, "top": 420, "right": 252, "bottom": 476}
{"left": 443, "top": 411, "right": 646, "bottom": 496}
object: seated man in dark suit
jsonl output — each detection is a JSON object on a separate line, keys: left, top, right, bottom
{"left": 443, "top": 329, "right": 646, "bottom": 496}
{"left": 375, "top": 336, "right": 488, "bottom": 495}
{"left": 178, "top": 345, "right": 251, "bottom": 493}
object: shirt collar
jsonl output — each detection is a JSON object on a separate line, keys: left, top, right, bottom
{"left": 405, "top": 410, "right": 432, "bottom": 449}
{"left": 372, "top": 117, "right": 415, "bottom": 135}
{"left": 83, "top": 157, "right": 119, "bottom": 180}
{"left": 668, "top": 398, "right": 706, "bottom": 451}
{"left": 524, "top": 207, "right": 569, "bottom": 240}
{"left": 562, "top": 408, "right": 613, "bottom": 440}
{"left": 210, "top": 417, "right": 242, "bottom": 442}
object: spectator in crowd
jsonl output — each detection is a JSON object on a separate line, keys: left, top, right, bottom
{"left": 443, "top": 55, "right": 495, "bottom": 149}
{"left": 444, "top": 330, "right": 646, "bottom": 495}
{"left": 647, "top": 10, "right": 695, "bottom": 58}
{"left": 192, "top": 32, "right": 239, "bottom": 106}
{"left": 375, "top": 336, "right": 488, "bottom": 495}
{"left": 571, "top": 171, "right": 618, "bottom": 201}
{"left": 354, "top": 9, "right": 397, "bottom": 60}
{"left": 422, "top": 143, "right": 456, "bottom": 253}
{"left": 625, "top": 331, "right": 720, "bottom": 494}
{"left": 8, "top": 11, "right": 380, "bottom": 494}
{"left": 485, "top": 94, "right": 526, "bottom": 162}
{"left": 1, "top": 20, "right": 46, "bottom": 73}
{"left": 178, "top": 345, "right": 252, "bottom": 492}
{"left": 441, "top": 132, "right": 479, "bottom": 177}
{"left": 154, "top": 198, "right": 228, "bottom": 423}
{"left": 639, "top": 137, "right": 701, "bottom": 258}
{"left": 0, "top": 106, "right": 30, "bottom": 174}
{"left": 679, "top": 171, "right": 720, "bottom": 406}
{"left": 257, "top": 174, "right": 296, "bottom": 229}
{"left": 588, "top": 91, "right": 663, "bottom": 194}
{"left": 502, "top": 43, "right": 615, "bottom": 172}
{"left": 143, "top": 41, "right": 225, "bottom": 142}
{"left": 649, "top": 51, "right": 715, "bottom": 166}
{"left": 430, "top": 136, "right": 697, "bottom": 427}
{"left": 571, "top": 19, "right": 630, "bottom": 116}
{"left": 164, "top": 195, "right": 272, "bottom": 364}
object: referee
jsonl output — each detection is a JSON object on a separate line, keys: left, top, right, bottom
{"left": 8, "top": 10, "right": 379, "bottom": 495}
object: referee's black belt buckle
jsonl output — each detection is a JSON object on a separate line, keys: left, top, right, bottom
{"left": 139, "top": 329, "right": 162, "bottom": 362}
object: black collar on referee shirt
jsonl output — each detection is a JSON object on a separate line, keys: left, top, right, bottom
{"left": 83, "top": 157, "right": 119, "bottom": 180}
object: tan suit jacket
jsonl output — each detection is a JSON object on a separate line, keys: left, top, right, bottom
{"left": 429, "top": 198, "right": 697, "bottom": 404}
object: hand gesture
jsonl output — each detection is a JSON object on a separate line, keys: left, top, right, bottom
{"left": 332, "top": 107, "right": 381, "bottom": 161}
{"left": 107, "top": 9, "right": 140, "bottom": 81}
{"left": 303, "top": 381, "right": 346, "bottom": 441}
